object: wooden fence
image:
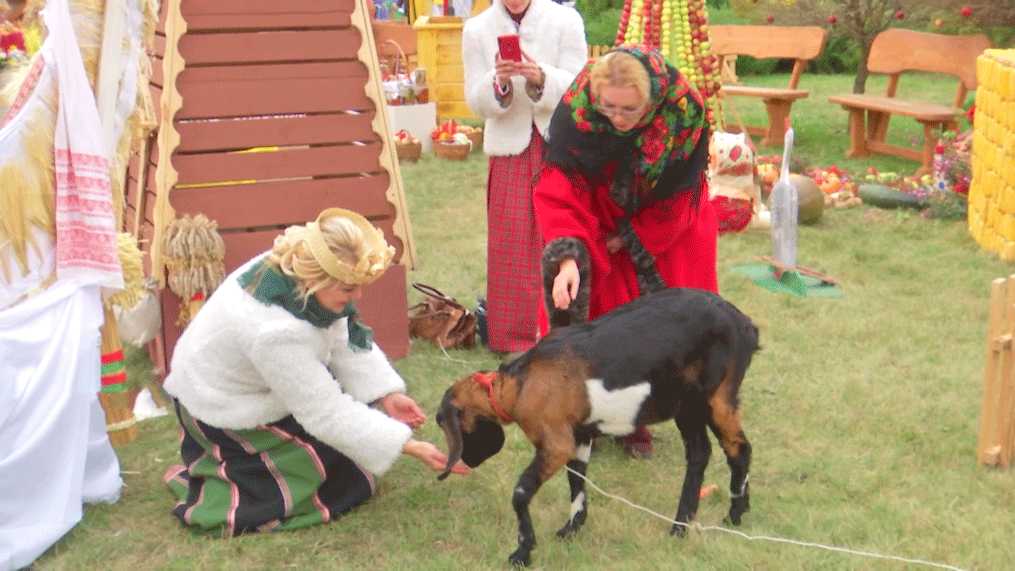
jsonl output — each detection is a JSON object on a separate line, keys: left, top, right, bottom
{"left": 977, "top": 275, "right": 1015, "bottom": 467}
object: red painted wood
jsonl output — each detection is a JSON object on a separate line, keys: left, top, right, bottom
{"left": 178, "top": 28, "right": 364, "bottom": 65}
{"left": 173, "top": 113, "right": 379, "bottom": 152}
{"left": 168, "top": 175, "right": 396, "bottom": 230}
{"left": 180, "top": 1, "right": 353, "bottom": 31}
{"left": 169, "top": 143, "right": 384, "bottom": 186}
{"left": 176, "top": 66, "right": 373, "bottom": 119}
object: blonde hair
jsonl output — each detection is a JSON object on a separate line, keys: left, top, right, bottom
{"left": 266, "top": 213, "right": 380, "bottom": 301}
{"left": 589, "top": 50, "right": 651, "bottom": 106}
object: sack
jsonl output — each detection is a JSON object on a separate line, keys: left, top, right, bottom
{"left": 407, "top": 283, "right": 477, "bottom": 349}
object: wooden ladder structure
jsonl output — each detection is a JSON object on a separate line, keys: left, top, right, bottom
{"left": 977, "top": 275, "right": 1015, "bottom": 467}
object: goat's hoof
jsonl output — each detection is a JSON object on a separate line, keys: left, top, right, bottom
{"left": 556, "top": 514, "right": 586, "bottom": 539}
{"left": 670, "top": 523, "right": 689, "bottom": 537}
{"left": 507, "top": 548, "right": 531, "bottom": 567}
{"left": 556, "top": 524, "right": 578, "bottom": 539}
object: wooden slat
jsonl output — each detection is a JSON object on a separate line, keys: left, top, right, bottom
{"left": 173, "top": 113, "right": 379, "bottom": 152}
{"left": 168, "top": 175, "right": 395, "bottom": 229}
{"left": 978, "top": 278, "right": 1008, "bottom": 466}
{"left": 710, "top": 25, "right": 828, "bottom": 61}
{"left": 722, "top": 86, "right": 809, "bottom": 101}
{"left": 180, "top": 0, "right": 353, "bottom": 31}
{"left": 176, "top": 65, "right": 372, "bottom": 119}
{"left": 169, "top": 143, "right": 384, "bottom": 186}
{"left": 866, "top": 29, "right": 992, "bottom": 89}
{"left": 177, "top": 28, "right": 364, "bottom": 65}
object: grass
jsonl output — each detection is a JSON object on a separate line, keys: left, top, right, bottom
{"left": 31, "top": 72, "right": 1015, "bottom": 571}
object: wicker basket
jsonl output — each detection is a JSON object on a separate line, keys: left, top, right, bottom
{"left": 434, "top": 141, "right": 471, "bottom": 161}
{"left": 395, "top": 140, "right": 422, "bottom": 161}
{"left": 465, "top": 129, "right": 483, "bottom": 152}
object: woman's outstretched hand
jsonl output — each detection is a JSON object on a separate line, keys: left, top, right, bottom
{"left": 552, "top": 258, "right": 580, "bottom": 310}
{"left": 403, "top": 439, "right": 471, "bottom": 475}
{"left": 378, "top": 393, "right": 426, "bottom": 429}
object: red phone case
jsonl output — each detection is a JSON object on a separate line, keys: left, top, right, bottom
{"left": 497, "top": 35, "right": 521, "bottom": 62}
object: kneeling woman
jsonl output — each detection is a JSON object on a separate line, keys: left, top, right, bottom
{"left": 163, "top": 208, "right": 469, "bottom": 537}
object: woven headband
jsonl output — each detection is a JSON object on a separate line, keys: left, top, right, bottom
{"left": 306, "top": 208, "right": 395, "bottom": 285}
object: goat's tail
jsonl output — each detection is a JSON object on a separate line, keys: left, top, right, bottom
{"left": 705, "top": 312, "right": 760, "bottom": 400}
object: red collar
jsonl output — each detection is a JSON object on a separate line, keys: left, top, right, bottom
{"left": 472, "top": 372, "right": 513, "bottom": 423}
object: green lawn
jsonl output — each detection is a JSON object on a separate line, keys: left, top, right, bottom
{"left": 31, "top": 72, "right": 1015, "bottom": 571}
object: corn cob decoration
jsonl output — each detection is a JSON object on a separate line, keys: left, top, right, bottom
{"left": 615, "top": 0, "right": 722, "bottom": 128}
{"left": 967, "top": 49, "right": 1015, "bottom": 260}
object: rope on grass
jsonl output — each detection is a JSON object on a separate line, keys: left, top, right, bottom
{"left": 565, "top": 466, "right": 969, "bottom": 571}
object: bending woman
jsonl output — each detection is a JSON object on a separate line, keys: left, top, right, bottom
{"left": 163, "top": 208, "right": 468, "bottom": 537}
{"left": 533, "top": 47, "right": 718, "bottom": 458}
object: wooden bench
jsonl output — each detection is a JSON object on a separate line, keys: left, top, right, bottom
{"left": 710, "top": 25, "right": 828, "bottom": 146}
{"left": 828, "top": 29, "right": 992, "bottom": 176}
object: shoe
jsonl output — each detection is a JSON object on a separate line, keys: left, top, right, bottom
{"left": 616, "top": 426, "right": 654, "bottom": 459}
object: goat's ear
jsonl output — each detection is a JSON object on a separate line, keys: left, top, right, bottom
{"left": 460, "top": 416, "right": 504, "bottom": 468}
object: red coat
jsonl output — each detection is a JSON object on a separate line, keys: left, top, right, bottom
{"left": 533, "top": 163, "right": 718, "bottom": 322}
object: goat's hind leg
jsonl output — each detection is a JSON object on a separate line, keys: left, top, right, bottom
{"left": 708, "top": 399, "right": 751, "bottom": 526}
{"left": 556, "top": 432, "right": 594, "bottom": 539}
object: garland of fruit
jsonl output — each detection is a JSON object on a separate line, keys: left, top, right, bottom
{"left": 615, "top": 0, "right": 722, "bottom": 128}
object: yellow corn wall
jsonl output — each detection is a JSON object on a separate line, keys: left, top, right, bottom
{"left": 968, "top": 49, "right": 1015, "bottom": 259}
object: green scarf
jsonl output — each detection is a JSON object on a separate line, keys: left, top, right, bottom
{"left": 237, "top": 259, "right": 374, "bottom": 352}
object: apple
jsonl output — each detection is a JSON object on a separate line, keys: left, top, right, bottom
{"left": 766, "top": 14, "right": 775, "bottom": 23}
{"left": 961, "top": 6, "right": 973, "bottom": 17}
{"left": 828, "top": 14, "right": 838, "bottom": 24}
{"left": 895, "top": 10, "right": 905, "bottom": 19}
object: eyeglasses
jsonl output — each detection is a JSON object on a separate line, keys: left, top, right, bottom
{"left": 595, "top": 104, "right": 645, "bottom": 120}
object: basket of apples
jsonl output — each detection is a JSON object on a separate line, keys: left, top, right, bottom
{"left": 393, "top": 129, "right": 421, "bottom": 161}
{"left": 431, "top": 120, "right": 471, "bottom": 160}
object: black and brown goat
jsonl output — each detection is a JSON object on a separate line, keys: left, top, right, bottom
{"left": 436, "top": 287, "right": 760, "bottom": 567}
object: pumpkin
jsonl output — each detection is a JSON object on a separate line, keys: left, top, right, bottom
{"left": 790, "top": 174, "right": 824, "bottom": 225}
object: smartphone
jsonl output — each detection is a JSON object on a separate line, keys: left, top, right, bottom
{"left": 497, "top": 34, "right": 522, "bottom": 62}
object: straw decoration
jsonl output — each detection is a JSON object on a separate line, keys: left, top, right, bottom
{"left": 163, "top": 214, "right": 226, "bottom": 324}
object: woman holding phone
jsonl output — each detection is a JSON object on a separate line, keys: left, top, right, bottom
{"left": 461, "top": 0, "right": 587, "bottom": 355}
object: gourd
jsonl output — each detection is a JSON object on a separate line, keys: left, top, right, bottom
{"left": 857, "top": 184, "right": 925, "bottom": 209}
{"left": 789, "top": 174, "right": 824, "bottom": 225}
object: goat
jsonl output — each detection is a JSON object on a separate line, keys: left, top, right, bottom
{"left": 436, "top": 287, "right": 760, "bottom": 567}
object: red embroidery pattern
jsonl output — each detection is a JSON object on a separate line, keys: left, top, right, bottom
{"left": 55, "top": 147, "right": 120, "bottom": 277}
{"left": 2, "top": 54, "right": 47, "bottom": 127}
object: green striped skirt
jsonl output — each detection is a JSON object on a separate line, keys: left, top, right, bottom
{"left": 164, "top": 399, "right": 376, "bottom": 537}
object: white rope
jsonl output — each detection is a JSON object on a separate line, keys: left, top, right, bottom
{"left": 565, "top": 467, "right": 970, "bottom": 571}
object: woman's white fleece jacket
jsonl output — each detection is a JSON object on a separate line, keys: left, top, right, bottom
{"left": 163, "top": 259, "right": 412, "bottom": 476}
{"left": 462, "top": 0, "right": 587, "bottom": 156}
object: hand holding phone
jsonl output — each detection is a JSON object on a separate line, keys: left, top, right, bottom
{"left": 497, "top": 34, "right": 522, "bottom": 62}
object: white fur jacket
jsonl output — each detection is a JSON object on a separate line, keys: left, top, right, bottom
{"left": 163, "top": 257, "right": 412, "bottom": 476}
{"left": 462, "top": 0, "right": 587, "bottom": 156}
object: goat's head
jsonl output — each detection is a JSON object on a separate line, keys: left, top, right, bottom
{"left": 436, "top": 372, "right": 507, "bottom": 480}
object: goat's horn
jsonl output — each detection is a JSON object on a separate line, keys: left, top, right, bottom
{"left": 437, "top": 390, "right": 464, "bottom": 481}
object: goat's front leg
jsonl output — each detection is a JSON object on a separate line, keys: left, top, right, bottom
{"left": 556, "top": 432, "right": 594, "bottom": 539}
{"left": 509, "top": 437, "right": 572, "bottom": 567}
{"left": 671, "top": 415, "right": 711, "bottom": 536}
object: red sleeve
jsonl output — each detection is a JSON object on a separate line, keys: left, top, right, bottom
{"left": 532, "top": 166, "right": 611, "bottom": 276}
{"left": 630, "top": 185, "right": 711, "bottom": 257}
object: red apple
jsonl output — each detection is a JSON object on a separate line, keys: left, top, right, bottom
{"left": 961, "top": 6, "right": 973, "bottom": 17}
{"left": 766, "top": 14, "right": 775, "bottom": 23}
{"left": 935, "top": 18, "right": 943, "bottom": 26}
{"left": 828, "top": 14, "right": 838, "bottom": 24}
{"left": 895, "top": 10, "right": 905, "bottom": 19}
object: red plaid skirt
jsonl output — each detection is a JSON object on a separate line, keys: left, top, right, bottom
{"left": 486, "top": 126, "right": 543, "bottom": 353}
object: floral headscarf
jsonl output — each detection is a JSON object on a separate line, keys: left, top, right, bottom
{"left": 543, "top": 45, "right": 710, "bottom": 213}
